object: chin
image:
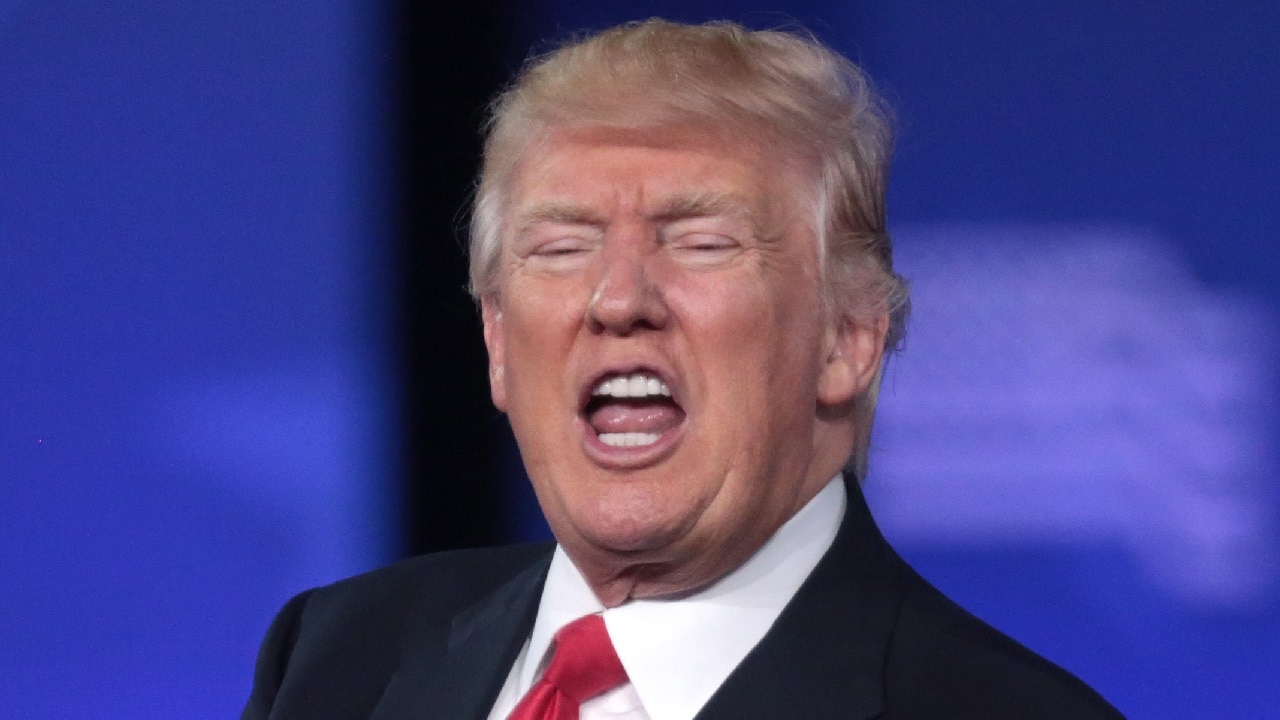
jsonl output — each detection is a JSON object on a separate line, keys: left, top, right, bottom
{"left": 569, "top": 488, "right": 699, "bottom": 556}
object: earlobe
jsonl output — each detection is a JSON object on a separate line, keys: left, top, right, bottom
{"left": 481, "top": 296, "right": 509, "bottom": 411}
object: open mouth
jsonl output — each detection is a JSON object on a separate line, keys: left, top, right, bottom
{"left": 581, "top": 370, "right": 685, "bottom": 452}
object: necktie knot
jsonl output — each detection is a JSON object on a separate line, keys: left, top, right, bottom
{"left": 543, "top": 614, "right": 628, "bottom": 703}
{"left": 508, "top": 613, "right": 628, "bottom": 720}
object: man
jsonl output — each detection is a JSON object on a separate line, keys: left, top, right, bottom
{"left": 243, "top": 19, "right": 1123, "bottom": 720}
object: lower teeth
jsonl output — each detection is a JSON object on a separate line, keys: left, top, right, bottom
{"left": 598, "top": 432, "right": 660, "bottom": 448}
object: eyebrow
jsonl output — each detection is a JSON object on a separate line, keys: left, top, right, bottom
{"left": 512, "top": 190, "right": 760, "bottom": 239}
{"left": 648, "top": 190, "right": 753, "bottom": 222}
{"left": 515, "top": 201, "right": 608, "bottom": 231}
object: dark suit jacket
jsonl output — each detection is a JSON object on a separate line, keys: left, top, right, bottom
{"left": 242, "top": 479, "right": 1124, "bottom": 719}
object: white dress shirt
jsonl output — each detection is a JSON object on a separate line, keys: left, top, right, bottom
{"left": 487, "top": 475, "right": 846, "bottom": 720}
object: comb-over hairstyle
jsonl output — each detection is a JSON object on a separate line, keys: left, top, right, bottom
{"left": 468, "top": 18, "right": 910, "bottom": 479}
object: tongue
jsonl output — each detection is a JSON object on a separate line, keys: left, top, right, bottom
{"left": 588, "top": 400, "right": 683, "bottom": 435}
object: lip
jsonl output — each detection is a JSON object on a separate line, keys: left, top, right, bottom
{"left": 577, "top": 363, "right": 686, "bottom": 470}
{"left": 576, "top": 413, "right": 686, "bottom": 469}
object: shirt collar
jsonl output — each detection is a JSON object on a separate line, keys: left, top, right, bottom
{"left": 523, "top": 474, "right": 847, "bottom": 720}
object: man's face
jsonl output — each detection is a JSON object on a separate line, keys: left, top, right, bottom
{"left": 482, "top": 126, "right": 873, "bottom": 601}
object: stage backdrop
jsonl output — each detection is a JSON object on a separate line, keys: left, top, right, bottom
{"left": 2, "top": 2, "right": 395, "bottom": 717}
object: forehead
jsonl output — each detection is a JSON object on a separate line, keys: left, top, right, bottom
{"left": 506, "top": 126, "right": 800, "bottom": 222}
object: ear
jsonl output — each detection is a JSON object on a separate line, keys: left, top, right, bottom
{"left": 817, "top": 313, "right": 887, "bottom": 407}
{"left": 481, "top": 295, "right": 509, "bottom": 412}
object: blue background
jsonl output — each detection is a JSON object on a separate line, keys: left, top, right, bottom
{"left": 4, "top": 1, "right": 1277, "bottom": 717}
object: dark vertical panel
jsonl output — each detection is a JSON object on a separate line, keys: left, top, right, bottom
{"left": 395, "top": 1, "right": 510, "bottom": 553}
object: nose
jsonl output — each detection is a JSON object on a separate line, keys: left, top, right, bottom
{"left": 586, "top": 234, "right": 670, "bottom": 335}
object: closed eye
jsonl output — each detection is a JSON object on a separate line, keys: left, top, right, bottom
{"left": 521, "top": 234, "right": 596, "bottom": 273}
{"left": 682, "top": 233, "right": 737, "bottom": 249}
{"left": 534, "top": 238, "right": 590, "bottom": 256}
{"left": 668, "top": 232, "right": 743, "bottom": 266}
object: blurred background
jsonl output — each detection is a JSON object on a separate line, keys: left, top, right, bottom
{"left": 3, "top": 1, "right": 1277, "bottom": 717}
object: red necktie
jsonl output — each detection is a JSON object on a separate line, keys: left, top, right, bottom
{"left": 508, "top": 613, "right": 629, "bottom": 720}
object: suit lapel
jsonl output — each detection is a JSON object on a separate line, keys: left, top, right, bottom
{"left": 368, "top": 550, "right": 552, "bottom": 720}
{"left": 695, "top": 478, "right": 903, "bottom": 720}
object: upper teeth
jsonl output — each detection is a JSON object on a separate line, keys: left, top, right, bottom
{"left": 592, "top": 373, "right": 671, "bottom": 399}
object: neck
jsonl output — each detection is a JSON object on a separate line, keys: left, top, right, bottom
{"left": 575, "top": 470, "right": 844, "bottom": 607}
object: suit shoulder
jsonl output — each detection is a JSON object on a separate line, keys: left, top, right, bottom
{"left": 242, "top": 542, "right": 554, "bottom": 718}
{"left": 305, "top": 541, "right": 555, "bottom": 619}
{"left": 884, "top": 566, "right": 1124, "bottom": 720}
{"left": 273, "top": 542, "right": 553, "bottom": 657}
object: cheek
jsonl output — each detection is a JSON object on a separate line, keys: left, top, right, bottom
{"left": 685, "top": 272, "right": 819, "bottom": 367}
{"left": 497, "top": 293, "right": 593, "bottom": 428}
{"left": 503, "top": 284, "right": 587, "bottom": 362}
{"left": 673, "top": 280, "right": 792, "bottom": 410}
{"left": 684, "top": 275, "right": 825, "bottom": 438}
